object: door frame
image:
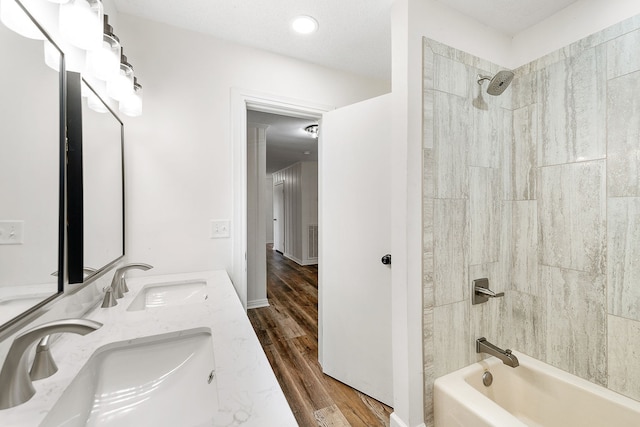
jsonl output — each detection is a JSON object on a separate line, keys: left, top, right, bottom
{"left": 230, "top": 87, "right": 332, "bottom": 309}
{"left": 272, "top": 180, "right": 285, "bottom": 253}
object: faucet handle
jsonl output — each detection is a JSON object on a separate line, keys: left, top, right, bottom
{"left": 472, "top": 278, "right": 504, "bottom": 305}
{"left": 101, "top": 286, "right": 118, "bottom": 308}
{"left": 475, "top": 287, "right": 504, "bottom": 298}
{"left": 29, "top": 335, "right": 58, "bottom": 381}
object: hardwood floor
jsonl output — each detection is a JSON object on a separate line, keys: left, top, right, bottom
{"left": 248, "top": 246, "right": 393, "bottom": 427}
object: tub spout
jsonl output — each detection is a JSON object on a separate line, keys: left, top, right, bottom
{"left": 476, "top": 337, "right": 519, "bottom": 368}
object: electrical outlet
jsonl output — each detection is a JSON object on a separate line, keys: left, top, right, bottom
{"left": 210, "top": 220, "right": 230, "bottom": 239}
{"left": 0, "top": 221, "right": 24, "bottom": 245}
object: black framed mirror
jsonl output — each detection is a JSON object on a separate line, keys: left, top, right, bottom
{"left": 67, "top": 72, "right": 125, "bottom": 284}
{"left": 0, "top": 0, "right": 65, "bottom": 332}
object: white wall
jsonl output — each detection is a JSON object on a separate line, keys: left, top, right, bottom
{"left": 272, "top": 161, "right": 318, "bottom": 266}
{"left": 0, "top": 21, "right": 59, "bottom": 288}
{"left": 115, "top": 13, "right": 388, "bottom": 281}
{"left": 265, "top": 176, "right": 274, "bottom": 244}
{"left": 301, "top": 162, "right": 318, "bottom": 263}
{"left": 246, "top": 125, "right": 268, "bottom": 308}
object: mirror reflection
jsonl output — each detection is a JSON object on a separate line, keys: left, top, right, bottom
{"left": 0, "top": 5, "right": 62, "bottom": 326}
{"left": 80, "top": 79, "right": 124, "bottom": 280}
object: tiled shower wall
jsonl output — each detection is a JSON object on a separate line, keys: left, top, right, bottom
{"left": 422, "top": 14, "right": 640, "bottom": 425}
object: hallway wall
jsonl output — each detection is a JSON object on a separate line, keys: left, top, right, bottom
{"left": 272, "top": 161, "right": 318, "bottom": 266}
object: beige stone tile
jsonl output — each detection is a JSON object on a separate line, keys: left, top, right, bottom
{"left": 608, "top": 315, "right": 640, "bottom": 401}
{"left": 507, "top": 290, "right": 546, "bottom": 360}
{"left": 608, "top": 197, "right": 640, "bottom": 321}
{"left": 538, "top": 46, "right": 606, "bottom": 166}
{"left": 607, "top": 70, "right": 640, "bottom": 197}
{"left": 539, "top": 160, "right": 606, "bottom": 275}
{"left": 543, "top": 265, "right": 607, "bottom": 385}
{"left": 511, "top": 105, "right": 537, "bottom": 200}
{"left": 469, "top": 167, "right": 500, "bottom": 265}
{"left": 433, "top": 54, "right": 469, "bottom": 98}
{"left": 434, "top": 91, "right": 470, "bottom": 199}
{"left": 433, "top": 301, "right": 471, "bottom": 378}
{"left": 607, "top": 29, "right": 640, "bottom": 80}
{"left": 511, "top": 201, "right": 538, "bottom": 296}
{"left": 434, "top": 199, "right": 468, "bottom": 305}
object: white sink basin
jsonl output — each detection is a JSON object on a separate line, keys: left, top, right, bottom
{"left": 0, "top": 293, "right": 51, "bottom": 324}
{"left": 127, "top": 280, "right": 208, "bottom": 311}
{"left": 41, "top": 328, "right": 218, "bottom": 427}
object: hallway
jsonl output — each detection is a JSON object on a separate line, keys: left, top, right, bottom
{"left": 248, "top": 246, "right": 393, "bottom": 426}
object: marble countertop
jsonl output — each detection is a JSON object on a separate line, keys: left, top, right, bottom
{"left": 0, "top": 270, "right": 297, "bottom": 426}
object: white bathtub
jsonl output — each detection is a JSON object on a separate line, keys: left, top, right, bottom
{"left": 434, "top": 352, "right": 640, "bottom": 426}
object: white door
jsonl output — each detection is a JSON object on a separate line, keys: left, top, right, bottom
{"left": 273, "top": 182, "right": 285, "bottom": 253}
{"left": 319, "top": 93, "right": 392, "bottom": 405}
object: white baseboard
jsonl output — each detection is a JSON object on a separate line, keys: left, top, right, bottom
{"left": 390, "top": 413, "right": 426, "bottom": 427}
{"left": 247, "top": 299, "right": 269, "bottom": 309}
{"left": 283, "top": 252, "right": 318, "bottom": 266}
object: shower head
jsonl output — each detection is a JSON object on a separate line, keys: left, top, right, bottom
{"left": 477, "top": 70, "right": 514, "bottom": 96}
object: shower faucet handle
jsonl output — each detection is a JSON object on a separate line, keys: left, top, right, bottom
{"left": 472, "top": 278, "right": 504, "bottom": 305}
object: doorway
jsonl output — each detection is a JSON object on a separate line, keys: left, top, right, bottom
{"left": 273, "top": 181, "right": 284, "bottom": 253}
{"left": 230, "top": 88, "right": 330, "bottom": 310}
{"left": 244, "top": 105, "right": 323, "bottom": 309}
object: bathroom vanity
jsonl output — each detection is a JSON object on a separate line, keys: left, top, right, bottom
{"left": 0, "top": 270, "right": 296, "bottom": 426}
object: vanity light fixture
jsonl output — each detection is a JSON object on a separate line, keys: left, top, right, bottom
{"left": 0, "top": 0, "right": 58, "bottom": 40}
{"left": 292, "top": 15, "right": 318, "bottom": 34}
{"left": 2, "top": 0, "right": 144, "bottom": 116}
{"left": 85, "top": 14, "right": 120, "bottom": 81}
{"left": 59, "top": 0, "right": 103, "bottom": 51}
{"left": 305, "top": 124, "right": 319, "bottom": 138}
{"left": 119, "top": 77, "right": 142, "bottom": 117}
{"left": 44, "top": 38, "right": 85, "bottom": 72}
{"left": 106, "top": 50, "right": 134, "bottom": 101}
{"left": 86, "top": 79, "right": 109, "bottom": 113}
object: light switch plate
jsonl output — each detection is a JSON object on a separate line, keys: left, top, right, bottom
{"left": 0, "top": 221, "right": 24, "bottom": 245}
{"left": 210, "top": 220, "right": 230, "bottom": 239}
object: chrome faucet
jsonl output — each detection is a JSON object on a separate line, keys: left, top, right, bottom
{"left": 0, "top": 318, "right": 102, "bottom": 409}
{"left": 476, "top": 337, "right": 519, "bottom": 368}
{"left": 102, "top": 263, "right": 153, "bottom": 307}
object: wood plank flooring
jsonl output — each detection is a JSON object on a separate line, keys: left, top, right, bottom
{"left": 248, "top": 246, "right": 393, "bottom": 427}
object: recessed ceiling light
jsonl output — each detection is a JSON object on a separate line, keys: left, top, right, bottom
{"left": 292, "top": 15, "right": 318, "bottom": 34}
{"left": 303, "top": 151, "right": 311, "bottom": 155}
